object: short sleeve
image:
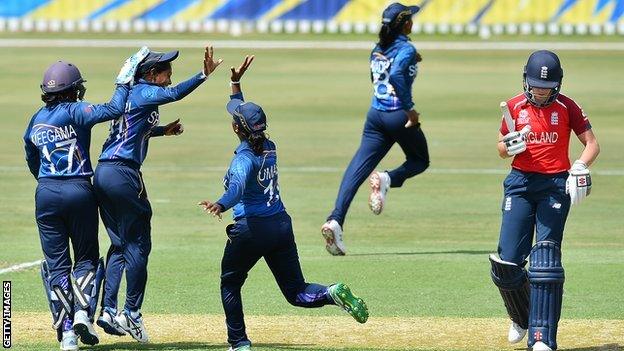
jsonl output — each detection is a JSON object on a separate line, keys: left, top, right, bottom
{"left": 567, "top": 99, "right": 592, "bottom": 135}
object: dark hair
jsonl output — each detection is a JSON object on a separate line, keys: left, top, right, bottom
{"left": 41, "top": 88, "right": 78, "bottom": 107}
{"left": 139, "top": 61, "right": 171, "bottom": 80}
{"left": 377, "top": 23, "right": 402, "bottom": 50}
{"left": 378, "top": 11, "right": 413, "bottom": 50}
{"left": 247, "top": 132, "right": 267, "bottom": 155}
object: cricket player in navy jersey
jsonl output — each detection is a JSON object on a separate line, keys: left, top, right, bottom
{"left": 199, "top": 57, "right": 369, "bottom": 351}
{"left": 322, "top": 2, "right": 430, "bottom": 255}
{"left": 93, "top": 46, "right": 223, "bottom": 342}
{"left": 489, "top": 50, "right": 599, "bottom": 351}
{"left": 24, "top": 61, "right": 129, "bottom": 350}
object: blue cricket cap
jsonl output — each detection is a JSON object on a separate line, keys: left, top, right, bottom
{"left": 137, "top": 49, "right": 179, "bottom": 76}
{"left": 524, "top": 50, "right": 563, "bottom": 89}
{"left": 382, "top": 3, "right": 420, "bottom": 25}
{"left": 227, "top": 99, "right": 267, "bottom": 134}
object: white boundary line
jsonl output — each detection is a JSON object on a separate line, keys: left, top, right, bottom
{"left": 1, "top": 39, "right": 624, "bottom": 50}
{"left": 1, "top": 166, "right": 623, "bottom": 176}
{"left": 0, "top": 260, "right": 41, "bottom": 275}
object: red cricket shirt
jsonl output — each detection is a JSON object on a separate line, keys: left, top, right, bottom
{"left": 501, "top": 93, "right": 592, "bottom": 174}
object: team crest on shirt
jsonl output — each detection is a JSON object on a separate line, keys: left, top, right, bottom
{"left": 551, "top": 112, "right": 559, "bottom": 125}
{"left": 518, "top": 109, "right": 530, "bottom": 124}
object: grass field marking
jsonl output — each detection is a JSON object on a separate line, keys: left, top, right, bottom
{"left": 11, "top": 312, "right": 624, "bottom": 350}
{"left": 2, "top": 165, "right": 624, "bottom": 176}
{"left": 2, "top": 39, "right": 624, "bottom": 51}
{"left": 0, "top": 260, "right": 41, "bottom": 275}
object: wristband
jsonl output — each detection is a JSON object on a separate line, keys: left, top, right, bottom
{"left": 230, "top": 81, "right": 240, "bottom": 86}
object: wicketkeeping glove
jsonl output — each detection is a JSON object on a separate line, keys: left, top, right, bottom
{"left": 566, "top": 160, "right": 592, "bottom": 205}
{"left": 116, "top": 46, "right": 150, "bottom": 85}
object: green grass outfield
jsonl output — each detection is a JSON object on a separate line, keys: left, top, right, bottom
{"left": 0, "top": 43, "right": 622, "bottom": 350}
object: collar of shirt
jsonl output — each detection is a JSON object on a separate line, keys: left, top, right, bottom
{"left": 234, "top": 140, "right": 252, "bottom": 155}
{"left": 397, "top": 34, "right": 409, "bottom": 43}
{"left": 136, "top": 78, "right": 161, "bottom": 86}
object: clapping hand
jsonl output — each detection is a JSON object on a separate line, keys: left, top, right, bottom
{"left": 230, "top": 55, "right": 255, "bottom": 82}
{"left": 203, "top": 46, "right": 223, "bottom": 76}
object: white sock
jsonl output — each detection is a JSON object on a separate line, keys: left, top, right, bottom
{"left": 382, "top": 171, "right": 391, "bottom": 184}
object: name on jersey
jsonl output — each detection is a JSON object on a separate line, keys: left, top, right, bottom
{"left": 371, "top": 58, "right": 391, "bottom": 76}
{"left": 258, "top": 164, "right": 277, "bottom": 182}
{"left": 525, "top": 131, "right": 559, "bottom": 144}
{"left": 31, "top": 124, "right": 77, "bottom": 146}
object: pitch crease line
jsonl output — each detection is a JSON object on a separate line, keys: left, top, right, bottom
{"left": 0, "top": 260, "right": 42, "bottom": 275}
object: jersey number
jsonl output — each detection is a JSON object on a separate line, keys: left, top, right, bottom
{"left": 109, "top": 101, "right": 130, "bottom": 141}
{"left": 41, "top": 138, "right": 77, "bottom": 174}
{"left": 371, "top": 56, "right": 394, "bottom": 99}
{"left": 263, "top": 178, "right": 280, "bottom": 207}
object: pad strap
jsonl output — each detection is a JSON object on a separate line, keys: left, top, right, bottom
{"left": 489, "top": 254, "right": 530, "bottom": 329}
{"left": 51, "top": 286, "right": 73, "bottom": 329}
{"left": 72, "top": 258, "right": 105, "bottom": 319}
{"left": 72, "top": 270, "right": 95, "bottom": 309}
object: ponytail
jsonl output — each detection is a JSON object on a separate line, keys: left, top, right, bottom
{"left": 247, "top": 132, "right": 266, "bottom": 155}
{"left": 377, "top": 23, "right": 402, "bottom": 50}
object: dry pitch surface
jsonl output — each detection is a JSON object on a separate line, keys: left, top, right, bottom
{"left": 10, "top": 313, "right": 624, "bottom": 350}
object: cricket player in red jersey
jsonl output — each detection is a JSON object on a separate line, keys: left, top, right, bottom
{"left": 488, "top": 50, "right": 600, "bottom": 351}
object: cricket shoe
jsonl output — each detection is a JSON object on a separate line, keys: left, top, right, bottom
{"left": 115, "top": 310, "right": 149, "bottom": 343}
{"left": 369, "top": 171, "right": 390, "bottom": 215}
{"left": 60, "top": 330, "right": 79, "bottom": 351}
{"left": 328, "top": 283, "right": 369, "bottom": 323}
{"left": 96, "top": 307, "right": 126, "bottom": 336}
{"left": 532, "top": 341, "right": 553, "bottom": 351}
{"left": 508, "top": 321, "right": 527, "bottom": 344}
{"left": 228, "top": 345, "right": 252, "bottom": 351}
{"left": 321, "top": 220, "right": 346, "bottom": 256}
{"left": 73, "top": 309, "right": 99, "bottom": 345}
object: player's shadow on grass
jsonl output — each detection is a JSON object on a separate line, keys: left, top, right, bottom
{"left": 90, "top": 342, "right": 314, "bottom": 350}
{"left": 349, "top": 249, "right": 491, "bottom": 257}
{"left": 561, "top": 345, "right": 623, "bottom": 351}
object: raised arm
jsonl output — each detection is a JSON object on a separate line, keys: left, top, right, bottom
{"left": 142, "top": 46, "right": 223, "bottom": 106}
{"left": 71, "top": 84, "right": 129, "bottom": 127}
{"left": 229, "top": 55, "right": 255, "bottom": 99}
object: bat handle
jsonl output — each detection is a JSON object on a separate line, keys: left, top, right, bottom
{"left": 519, "top": 125, "right": 531, "bottom": 135}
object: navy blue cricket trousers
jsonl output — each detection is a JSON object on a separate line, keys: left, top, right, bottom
{"left": 93, "top": 160, "right": 152, "bottom": 312}
{"left": 221, "top": 211, "right": 334, "bottom": 348}
{"left": 36, "top": 178, "right": 99, "bottom": 301}
{"left": 329, "top": 107, "right": 429, "bottom": 226}
{"left": 497, "top": 169, "right": 571, "bottom": 264}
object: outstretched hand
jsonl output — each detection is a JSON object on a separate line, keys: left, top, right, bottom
{"left": 163, "top": 119, "right": 184, "bottom": 136}
{"left": 203, "top": 46, "right": 223, "bottom": 76}
{"left": 230, "top": 55, "right": 255, "bottom": 82}
{"left": 198, "top": 200, "right": 223, "bottom": 220}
